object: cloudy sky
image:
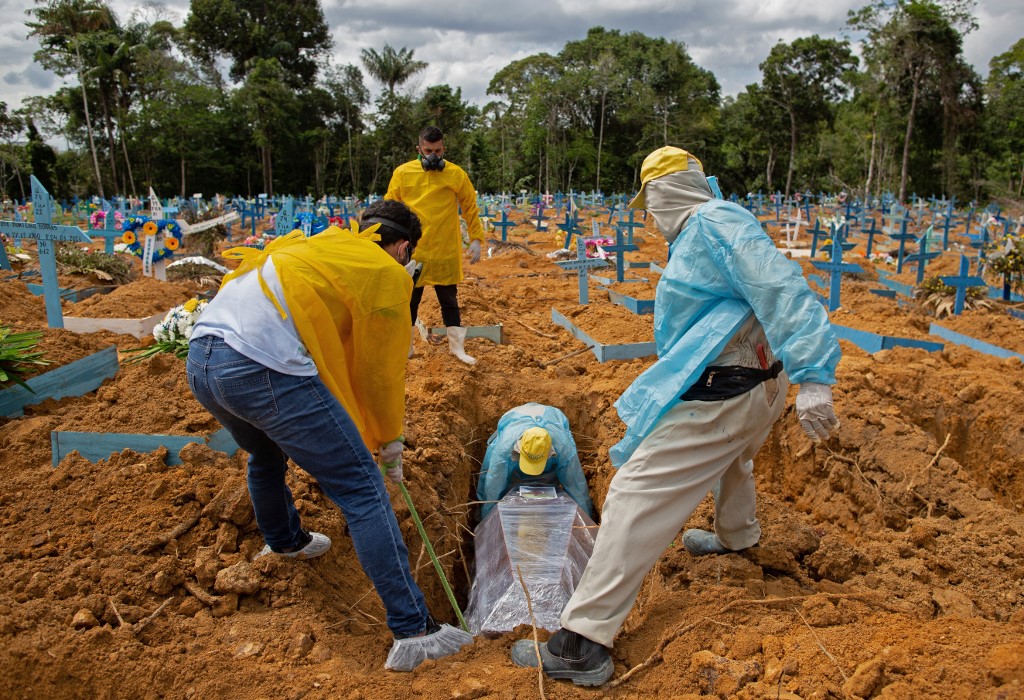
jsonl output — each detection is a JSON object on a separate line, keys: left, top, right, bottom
{"left": 2, "top": 0, "right": 1022, "bottom": 111}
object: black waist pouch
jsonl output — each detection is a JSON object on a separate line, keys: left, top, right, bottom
{"left": 680, "top": 360, "right": 783, "bottom": 401}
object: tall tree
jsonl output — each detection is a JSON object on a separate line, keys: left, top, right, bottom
{"left": 185, "top": 0, "right": 330, "bottom": 86}
{"left": 849, "top": 0, "right": 977, "bottom": 201}
{"left": 760, "top": 36, "right": 857, "bottom": 199}
{"left": 27, "top": 0, "right": 116, "bottom": 197}
{"left": 233, "top": 57, "right": 297, "bottom": 195}
{"left": 983, "top": 38, "right": 1024, "bottom": 198}
{"left": 360, "top": 44, "right": 427, "bottom": 98}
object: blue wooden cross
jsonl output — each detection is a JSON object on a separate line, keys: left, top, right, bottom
{"left": 811, "top": 232, "right": 863, "bottom": 312}
{"left": 601, "top": 224, "right": 639, "bottom": 283}
{"left": 614, "top": 209, "right": 645, "bottom": 244}
{"left": 904, "top": 227, "right": 942, "bottom": 285}
{"left": 940, "top": 255, "right": 986, "bottom": 316}
{"left": 881, "top": 210, "right": 915, "bottom": 274}
{"left": 532, "top": 204, "right": 549, "bottom": 232}
{"left": 808, "top": 219, "right": 830, "bottom": 258}
{"left": 555, "top": 235, "right": 608, "bottom": 305}
{"left": 275, "top": 197, "right": 295, "bottom": 237}
{"left": 492, "top": 211, "right": 518, "bottom": 242}
{"left": 0, "top": 177, "right": 92, "bottom": 327}
{"left": 861, "top": 217, "right": 881, "bottom": 258}
{"left": 0, "top": 233, "right": 11, "bottom": 271}
{"left": 98, "top": 204, "right": 120, "bottom": 254}
{"left": 558, "top": 211, "right": 583, "bottom": 248}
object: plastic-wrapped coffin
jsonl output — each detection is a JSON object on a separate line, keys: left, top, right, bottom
{"left": 465, "top": 487, "right": 597, "bottom": 636}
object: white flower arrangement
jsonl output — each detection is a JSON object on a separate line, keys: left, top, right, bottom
{"left": 818, "top": 214, "right": 846, "bottom": 232}
{"left": 128, "top": 298, "right": 208, "bottom": 361}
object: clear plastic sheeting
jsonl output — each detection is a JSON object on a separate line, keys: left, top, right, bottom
{"left": 384, "top": 623, "right": 474, "bottom": 672}
{"left": 465, "top": 487, "right": 597, "bottom": 636}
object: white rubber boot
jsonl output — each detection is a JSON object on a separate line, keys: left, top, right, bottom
{"left": 408, "top": 326, "right": 416, "bottom": 359}
{"left": 447, "top": 326, "right": 476, "bottom": 365}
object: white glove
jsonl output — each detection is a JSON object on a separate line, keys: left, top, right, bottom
{"left": 795, "top": 383, "right": 840, "bottom": 441}
{"left": 467, "top": 239, "right": 481, "bottom": 264}
{"left": 379, "top": 437, "right": 404, "bottom": 483}
{"left": 404, "top": 258, "right": 422, "bottom": 280}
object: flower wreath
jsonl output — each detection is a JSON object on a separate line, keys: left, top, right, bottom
{"left": 120, "top": 215, "right": 183, "bottom": 261}
{"left": 293, "top": 212, "right": 330, "bottom": 237}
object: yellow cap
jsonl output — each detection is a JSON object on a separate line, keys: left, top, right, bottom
{"left": 628, "top": 146, "right": 704, "bottom": 209}
{"left": 517, "top": 427, "right": 552, "bottom": 476}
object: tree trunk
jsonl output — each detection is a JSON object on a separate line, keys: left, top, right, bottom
{"left": 180, "top": 155, "right": 186, "bottom": 198}
{"left": 98, "top": 89, "right": 120, "bottom": 195}
{"left": 865, "top": 117, "right": 877, "bottom": 205}
{"left": 75, "top": 46, "right": 104, "bottom": 199}
{"left": 899, "top": 69, "right": 922, "bottom": 203}
{"left": 785, "top": 107, "right": 797, "bottom": 201}
{"left": 120, "top": 132, "right": 136, "bottom": 196}
{"left": 596, "top": 90, "right": 606, "bottom": 193}
{"left": 766, "top": 145, "right": 775, "bottom": 192}
{"left": 346, "top": 125, "right": 356, "bottom": 193}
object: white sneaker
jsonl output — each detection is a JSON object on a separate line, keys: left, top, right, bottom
{"left": 256, "top": 530, "right": 331, "bottom": 560}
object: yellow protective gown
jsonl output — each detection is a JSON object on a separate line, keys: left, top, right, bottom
{"left": 385, "top": 160, "right": 484, "bottom": 287}
{"left": 220, "top": 226, "right": 411, "bottom": 451}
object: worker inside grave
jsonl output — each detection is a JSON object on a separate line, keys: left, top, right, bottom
{"left": 465, "top": 403, "right": 596, "bottom": 636}
{"left": 475, "top": 403, "right": 593, "bottom": 520}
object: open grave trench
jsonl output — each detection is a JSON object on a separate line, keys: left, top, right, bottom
{"left": 3, "top": 229, "right": 1024, "bottom": 696}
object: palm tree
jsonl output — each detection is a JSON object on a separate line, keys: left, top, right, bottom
{"left": 28, "top": 0, "right": 116, "bottom": 198}
{"left": 360, "top": 44, "right": 427, "bottom": 99}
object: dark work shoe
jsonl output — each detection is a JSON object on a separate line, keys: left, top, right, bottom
{"left": 510, "top": 629, "right": 613, "bottom": 687}
{"left": 682, "top": 528, "right": 734, "bottom": 556}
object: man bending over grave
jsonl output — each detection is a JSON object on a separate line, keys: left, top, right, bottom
{"left": 511, "top": 146, "right": 841, "bottom": 686}
{"left": 477, "top": 403, "right": 593, "bottom": 520}
{"left": 186, "top": 199, "right": 473, "bottom": 672}
{"left": 386, "top": 125, "right": 485, "bottom": 365}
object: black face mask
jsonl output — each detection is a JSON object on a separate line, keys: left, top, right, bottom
{"left": 420, "top": 153, "right": 446, "bottom": 172}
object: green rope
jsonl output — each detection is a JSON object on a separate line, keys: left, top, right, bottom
{"left": 382, "top": 467, "right": 469, "bottom": 632}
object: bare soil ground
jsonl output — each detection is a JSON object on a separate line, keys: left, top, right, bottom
{"left": 0, "top": 212, "right": 1022, "bottom": 699}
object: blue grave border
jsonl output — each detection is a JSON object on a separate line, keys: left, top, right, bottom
{"left": 928, "top": 323, "right": 1024, "bottom": 361}
{"left": 0, "top": 345, "right": 119, "bottom": 418}
{"left": 832, "top": 324, "right": 943, "bottom": 354}
{"left": 550, "top": 308, "right": 656, "bottom": 362}
{"left": 51, "top": 427, "right": 240, "bottom": 468}
{"left": 601, "top": 287, "right": 654, "bottom": 315}
{"left": 26, "top": 283, "right": 116, "bottom": 303}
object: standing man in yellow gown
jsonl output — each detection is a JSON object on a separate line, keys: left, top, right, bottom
{"left": 386, "top": 125, "right": 485, "bottom": 365}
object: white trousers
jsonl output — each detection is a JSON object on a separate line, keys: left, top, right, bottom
{"left": 560, "top": 372, "right": 789, "bottom": 647}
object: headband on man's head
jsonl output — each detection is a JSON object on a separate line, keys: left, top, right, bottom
{"left": 361, "top": 216, "right": 411, "bottom": 238}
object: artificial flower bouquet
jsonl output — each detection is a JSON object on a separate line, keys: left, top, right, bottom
{"left": 125, "top": 298, "right": 208, "bottom": 362}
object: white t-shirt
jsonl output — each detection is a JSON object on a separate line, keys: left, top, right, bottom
{"left": 191, "top": 256, "right": 317, "bottom": 376}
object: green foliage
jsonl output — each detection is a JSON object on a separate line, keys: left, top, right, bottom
{"left": 986, "top": 234, "right": 1024, "bottom": 293}
{"left": 8, "top": 2, "right": 1015, "bottom": 206}
{"left": 184, "top": 0, "right": 330, "bottom": 86}
{"left": 54, "top": 242, "right": 132, "bottom": 283}
{"left": 0, "top": 327, "right": 49, "bottom": 392}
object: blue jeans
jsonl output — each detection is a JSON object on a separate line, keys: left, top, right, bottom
{"left": 186, "top": 335, "right": 429, "bottom": 636}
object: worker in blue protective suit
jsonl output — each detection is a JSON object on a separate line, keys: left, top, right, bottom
{"left": 477, "top": 403, "right": 593, "bottom": 520}
{"left": 512, "top": 146, "right": 841, "bottom": 686}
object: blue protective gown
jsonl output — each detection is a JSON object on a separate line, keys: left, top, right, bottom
{"left": 477, "top": 403, "right": 593, "bottom": 518}
{"left": 609, "top": 200, "right": 841, "bottom": 466}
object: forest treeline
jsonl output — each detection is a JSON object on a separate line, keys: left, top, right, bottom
{"left": 1, "top": 0, "right": 1021, "bottom": 205}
